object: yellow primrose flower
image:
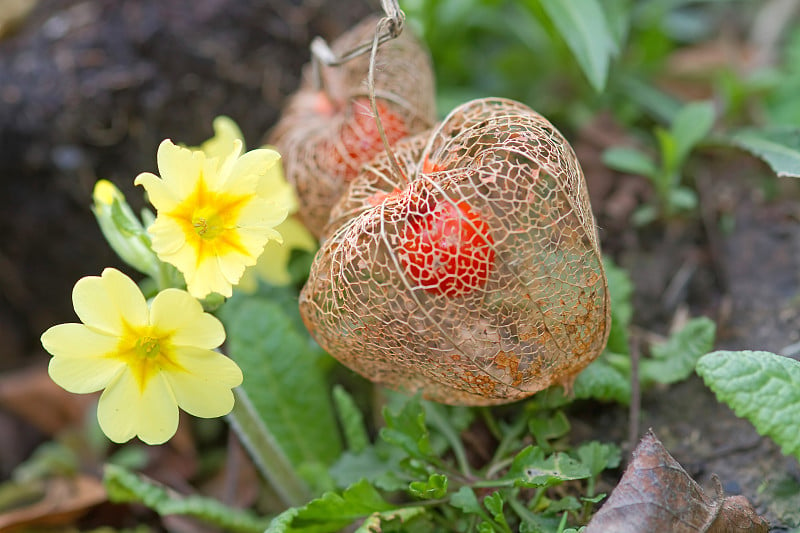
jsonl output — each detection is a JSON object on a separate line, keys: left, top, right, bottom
{"left": 238, "top": 215, "right": 318, "bottom": 291}
{"left": 195, "top": 119, "right": 317, "bottom": 291}
{"left": 40, "top": 268, "right": 242, "bottom": 445}
{"left": 135, "top": 138, "right": 288, "bottom": 299}
{"left": 200, "top": 116, "right": 245, "bottom": 162}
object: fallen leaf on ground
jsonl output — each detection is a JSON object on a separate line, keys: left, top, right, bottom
{"left": 0, "top": 363, "right": 95, "bottom": 436}
{"left": 585, "top": 429, "right": 768, "bottom": 533}
{"left": 0, "top": 475, "right": 106, "bottom": 531}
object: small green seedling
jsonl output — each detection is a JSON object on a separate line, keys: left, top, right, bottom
{"left": 602, "top": 100, "right": 715, "bottom": 225}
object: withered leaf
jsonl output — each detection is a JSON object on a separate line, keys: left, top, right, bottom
{"left": 0, "top": 475, "right": 106, "bottom": 531}
{"left": 0, "top": 363, "right": 94, "bottom": 436}
{"left": 585, "top": 430, "right": 768, "bottom": 533}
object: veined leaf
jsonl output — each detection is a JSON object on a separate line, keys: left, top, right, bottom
{"left": 573, "top": 354, "right": 631, "bottom": 404}
{"left": 671, "top": 100, "right": 715, "bottom": 165}
{"left": 380, "top": 395, "right": 432, "bottom": 460}
{"left": 354, "top": 507, "right": 428, "bottom": 533}
{"left": 332, "top": 385, "right": 369, "bottom": 454}
{"left": 450, "top": 486, "right": 485, "bottom": 516}
{"left": 537, "top": 0, "right": 617, "bottom": 91}
{"left": 266, "top": 479, "right": 396, "bottom": 533}
{"left": 576, "top": 441, "right": 621, "bottom": 478}
{"left": 728, "top": 126, "right": 800, "bottom": 178}
{"left": 640, "top": 317, "right": 716, "bottom": 387}
{"left": 504, "top": 446, "right": 591, "bottom": 488}
{"left": 604, "top": 256, "right": 633, "bottom": 356}
{"left": 409, "top": 473, "right": 448, "bottom": 500}
{"left": 696, "top": 350, "right": 800, "bottom": 460}
{"left": 104, "top": 465, "right": 269, "bottom": 533}
{"left": 220, "top": 294, "right": 342, "bottom": 482}
{"left": 602, "top": 147, "right": 658, "bottom": 178}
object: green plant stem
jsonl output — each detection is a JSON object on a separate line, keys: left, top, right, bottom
{"left": 425, "top": 406, "right": 473, "bottom": 478}
{"left": 227, "top": 389, "right": 311, "bottom": 507}
{"left": 556, "top": 511, "right": 569, "bottom": 533}
{"left": 479, "top": 406, "right": 504, "bottom": 441}
{"left": 580, "top": 475, "right": 597, "bottom": 523}
{"left": 485, "top": 457, "right": 514, "bottom": 480}
{"left": 487, "top": 416, "right": 528, "bottom": 475}
{"left": 506, "top": 490, "right": 540, "bottom": 524}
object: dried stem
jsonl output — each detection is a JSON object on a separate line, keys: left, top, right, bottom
{"left": 367, "top": 17, "right": 406, "bottom": 183}
{"left": 627, "top": 333, "right": 642, "bottom": 461}
{"left": 309, "top": 0, "right": 404, "bottom": 88}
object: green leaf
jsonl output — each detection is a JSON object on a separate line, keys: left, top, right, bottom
{"left": 640, "top": 317, "right": 716, "bottom": 387}
{"left": 668, "top": 186, "right": 698, "bottom": 212}
{"left": 573, "top": 354, "right": 631, "bottom": 404}
{"left": 505, "top": 446, "right": 591, "bottom": 488}
{"left": 618, "top": 76, "right": 683, "bottom": 124}
{"left": 671, "top": 100, "right": 715, "bottom": 165}
{"left": 332, "top": 385, "right": 369, "bottom": 454}
{"left": 104, "top": 464, "right": 270, "bottom": 533}
{"left": 228, "top": 390, "right": 311, "bottom": 506}
{"left": 546, "top": 495, "right": 582, "bottom": 514}
{"left": 268, "top": 479, "right": 396, "bottom": 533}
{"left": 354, "top": 507, "right": 428, "bottom": 533}
{"left": 529, "top": 410, "right": 570, "bottom": 451}
{"left": 484, "top": 492, "right": 512, "bottom": 532}
{"left": 654, "top": 127, "right": 677, "bottom": 184}
{"left": 220, "top": 294, "right": 341, "bottom": 489}
{"left": 380, "top": 395, "right": 432, "bottom": 460}
{"left": 728, "top": 126, "right": 800, "bottom": 177}
{"left": 602, "top": 147, "right": 657, "bottom": 177}
{"left": 329, "top": 448, "right": 396, "bottom": 490}
{"left": 409, "top": 473, "right": 448, "bottom": 500}
{"left": 631, "top": 204, "right": 658, "bottom": 226}
{"left": 537, "top": 0, "right": 617, "bottom": 91}
{"left": 601, "top": 0, "right": 632, "bottom": 50}
{"left": 696, "top": 350, "right": 800, "bottom": 460}
{"left": 603, "top": 257, "right": 633, "bottom": 355}
{"left": 757, "top": 474, "right": 800, "bottom": 528}
{"left": 575, "top": 441, "right": 621, "bottom": 478}
{"left": 450, "top": 486, "right": 484, "bottom": 515}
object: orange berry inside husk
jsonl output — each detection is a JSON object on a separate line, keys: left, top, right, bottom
{"left": 398, "top": 199, "right": 495, "bottom": 297}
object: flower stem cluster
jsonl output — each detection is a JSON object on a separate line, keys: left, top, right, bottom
{"left": 41, "top": 117, "right": 300, "bottom": 444}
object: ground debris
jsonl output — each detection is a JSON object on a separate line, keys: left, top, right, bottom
{"left": 586, "top": 429, "right": 768, "bottom": 533}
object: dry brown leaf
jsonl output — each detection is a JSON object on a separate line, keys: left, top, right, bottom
{"left": 0, "top": 475, "right": 106, "bottom": 532}
{"left": 0, "top": 363, "right": 94, "bottom": 436}
{"left": 585, "top": 430, "right": 768, "bottom": 533}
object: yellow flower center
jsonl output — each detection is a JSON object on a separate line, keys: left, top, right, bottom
{"left": 192, "top": 207, "right": 224, "bottom": 240}
{"left": 135, "top": 336, "right": 161, "bottom": 359}
{"left": 167, "top": 174, "right": 252, "bottom": 263}
{"left": 116, "top": 325, "right": 183, "bottom": 393}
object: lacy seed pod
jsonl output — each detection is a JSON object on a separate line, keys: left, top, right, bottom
{"left": 267, "top": 16, "right": 436, "bottom": 238}
{"left": 301, "top": 98, "right": 611, "bottom": 406}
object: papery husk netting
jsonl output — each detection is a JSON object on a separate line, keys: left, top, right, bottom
{"left": 300, "top": 98, "right": 611, "bottom": 406}
{"left": 267, "top": 16, "right": 436, "bottom": 239}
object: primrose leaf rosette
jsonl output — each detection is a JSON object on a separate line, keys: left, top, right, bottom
{"left": 40, "top": 268, "right": 243, "bottom": 444}
{"left": 135, "top": 137, "right": 289, "bottom": 299}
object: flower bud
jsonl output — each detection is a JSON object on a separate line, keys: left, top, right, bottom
{"left": 92, "top": 180, "right": 158, "bottom": 277}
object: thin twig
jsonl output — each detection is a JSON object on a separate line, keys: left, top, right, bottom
{"left": 309, "top": 0, "right": 404, "bottom": 87}
{"left": 367, "top": 17, "right": 406, "bottom": 182}
{"left": 627, "top": 334, "right": 641, "bottom": 462}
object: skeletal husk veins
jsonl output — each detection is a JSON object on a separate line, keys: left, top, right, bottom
{"left": 267, "top": 16, "right": 436, "bottom": 239}
{"left": 301, "top": 97, "right": 610, "bottom": 406}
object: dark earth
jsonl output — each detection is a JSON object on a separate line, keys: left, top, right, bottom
{"left": 1, "top": 0, "right": 800, "bottom": 531}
